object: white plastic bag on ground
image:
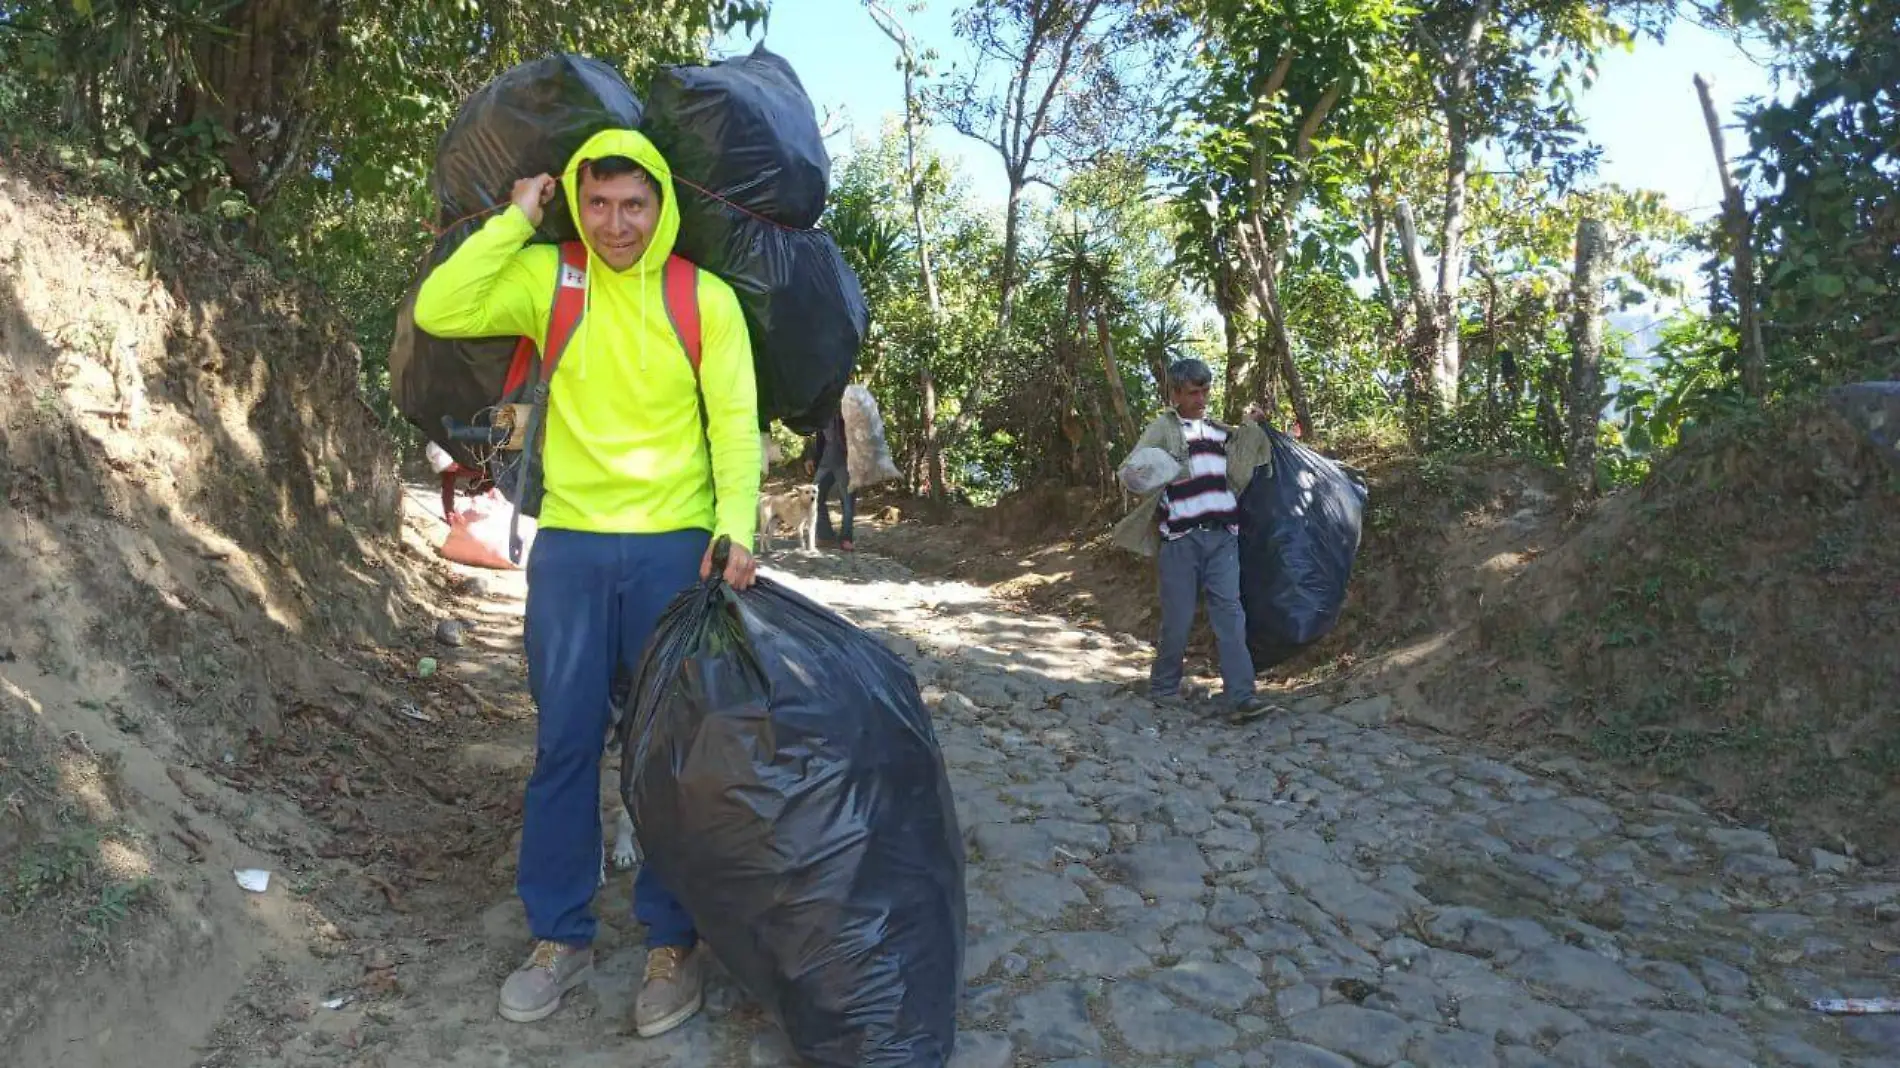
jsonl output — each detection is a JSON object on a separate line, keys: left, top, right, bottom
{"left": 1119, "top": 446, "right": 1182, "bottom": 495}
{"left": 840, "top": 384, "right": 902, "bottom": 491}
{"left": 439, "top": 489, "right": 533, "bottom": 570}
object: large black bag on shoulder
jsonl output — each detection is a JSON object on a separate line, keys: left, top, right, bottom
{"left": 641, "top": 45, "right": 862, "bottom": 434}
{"left": 641, "top": 44, "right": 829, "bottom": 227}
{"left": 620, "top": 549, "right": 965, "bottom": 1066}
{"left": 678, "top": 202, "right": 864, "bottom": 435}
{"left": 1238, "top": 429, "right": 1369, "bottom": 668}
{"left": 389, "top": 54, "right": 642, "bottom": 466}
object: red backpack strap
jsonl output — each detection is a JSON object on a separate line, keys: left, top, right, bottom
{"left": 660, "top": 254, "right": 702, "bottom": 376}
{"left": 541, "top": 242, "right": 591, "bottom": 383}
{"left": 499, "top": 242, "right": 590, "bottom": 397}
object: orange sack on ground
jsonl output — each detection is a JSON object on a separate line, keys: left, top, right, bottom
{"left": 427, "top": 444, "right": 534, "bottom": 570}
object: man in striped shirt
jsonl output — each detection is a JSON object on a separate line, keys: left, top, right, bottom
{"left": 1112, "top": 359, "right": 1276, "bottom": 723}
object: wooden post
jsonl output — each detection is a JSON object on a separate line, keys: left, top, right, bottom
{"left": 1694, "top": 73, "right": 1768, "bottom": 398}
{"left": 1568, "top": 217, "right": 1608, "bottom": 499}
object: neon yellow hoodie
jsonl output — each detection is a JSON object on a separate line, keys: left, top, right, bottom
{"left": 413, "top": 128, "right": 760, "bottom": 547}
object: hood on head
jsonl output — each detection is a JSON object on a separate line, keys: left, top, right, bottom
{"left": 561, "top": 128, "right": 681, "bottom": 275}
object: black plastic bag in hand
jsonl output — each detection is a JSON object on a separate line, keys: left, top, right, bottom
{"left": 642, "top": 44, "right": 830, "bottom": 227}
{"left": 620, "top": 547, "right": 965, "bottom": 1067}
{"left": 1238, "top": 429, "right": 1368, "bottom": 669}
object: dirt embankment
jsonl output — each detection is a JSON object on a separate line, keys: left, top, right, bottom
{"left": 866, "top": 411, "right": 1899, "bottom": 858}
{"left": 1432, "top": 406, "right": 1900, "bottom": 857}
{"left": 0, "top": 157, "right": 470, "bottom": 1063}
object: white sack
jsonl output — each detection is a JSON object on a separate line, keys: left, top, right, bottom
{"left": 840, "top": 384, "right": 902, "bottom": 490}
{"left": 1118, "top": 446, "right": 1182, "bottom": 496}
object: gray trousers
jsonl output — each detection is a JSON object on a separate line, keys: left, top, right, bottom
{"left": 1151, "top": 527, "right": 1255, "bottom": 705}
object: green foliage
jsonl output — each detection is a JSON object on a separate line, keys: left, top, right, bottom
{"left": 1743, "top": 0, "right": 1900, "bottom": 388}
{"left": 1280, "top": 261, "right": 1398, "bottom": 424}
{"left": 1616, "top": 312, "right": 1751, "bottom": 455}
{"left": 6, "top": 829, "right": 98, "bottom": 906}
{"left": 825, "top": 124, "right": 1006, "bottom": 486}
{"left": 5, "top": 0, "right": 1888, "bottom": 508}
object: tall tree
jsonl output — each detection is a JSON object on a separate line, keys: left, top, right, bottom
{"left": 1165, "top": 0, "right": 1408, "bottom": 435}
{"left": 1567, "top": 214, "right": 1607, "bottom": 497}
{"left": 1392, "top": 0, "right": 1661, "bottom": 415}
{"left": 866, "top": 0, "right": 950, "bottom": 498}
{"left": 1743, "top": 0, "right": 1900, "bottom": 388}
{"left": 931, "top": 0, "right": 1163, "bottom": 439}
{"left": 1694, "top": 72, "right": 1767, "bottom": 397}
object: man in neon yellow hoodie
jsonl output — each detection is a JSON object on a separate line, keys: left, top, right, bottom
{"left": 414, "top": 128, "right": 758, "bottom": 1035}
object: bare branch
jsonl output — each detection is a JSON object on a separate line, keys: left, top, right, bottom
{"left": 1394, "top": 200, "right": 1436, "bottom": 323}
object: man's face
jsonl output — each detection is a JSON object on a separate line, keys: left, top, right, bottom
{"left": 578, "top": 167, "right": 660, "bottom": 272}
{"left": 1171, "top": 380, "right": 1211, "bottom": 419}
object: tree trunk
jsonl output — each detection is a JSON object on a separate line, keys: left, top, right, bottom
{"left": 1434, "top": 109, "right": 1471, "bottom": 405}
{"left": 1366, "top": 201, "right": 1404, "bottom": 329}
{"left": 1481, "top": 266, "right": 1500, "bottom": 444}
{"left": 998, "top": 178, "right": 1025, "bottom": 336}
{"left": 1081, "top": 386, "right": 1115, "bottom": 493}
{"left": 1271, "top": 324, "right": 1314, "bottom": 437}
{"left": 1230, "top": 213, "right": 1313, "bottom": 435}
{"left": 1215, "top": 231, "right": 1255, "bottom": 419}
{"left": 1393, "top": 199, "right": 1442, "bottom": 432}
{"left": 1427, "top": 0, "right": 1492, "bottom": 410}
{"left": 872, "top": 2, "right": 949, "bottom": 498}
{"left": 1094, "top": 306, "right": 1138, "bottom": 443}
{"left": 1059, "top": 268, "right": 1088, "bottom": 482}
{"left": 1694, "top": 73, "right": 1768, "bottom": 398}
{"left": 178, "top": 0, "right": 342, "bottom": 207}
{"left": 920, "top": 362, "right": 945, "bottom": 498}
{"left": 1567, "top": 216, "right": 1608, "bottom": 498}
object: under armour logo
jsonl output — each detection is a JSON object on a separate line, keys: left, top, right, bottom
{"left": 559, "top": 264, "right": 586, "bottom": 289}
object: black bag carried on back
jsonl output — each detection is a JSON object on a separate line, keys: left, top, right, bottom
{"left": 641, "top": 44, "right": 830, "bottom": 227}
{"left": 641, "top": 45, "right": 863, "bottom": 434}
{"left": 620, "top": 543, "right": 965, "bottom": 1066}
{"left": 1238, "top": 429, "right": 1368, "bottom": 668}
{"left": 389, "top": 54, "right": 643, "bottom": 468}
{"left": 676, "top": 205, "right": 865, "bottom": 436}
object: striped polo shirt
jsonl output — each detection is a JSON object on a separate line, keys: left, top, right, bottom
{"left": 1157, "top": 419, "right": 1239, "bottom": 538}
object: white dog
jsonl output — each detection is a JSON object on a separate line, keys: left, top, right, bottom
{"left": 756, "top": 484, "right": 819, "bottom": 556}
{"left": 601, "top": 672, "right": 640, "bottom": 883}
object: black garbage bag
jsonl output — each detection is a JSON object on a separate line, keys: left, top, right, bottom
{"left": 642, "top": 44, "right": 830, "bottom": 227}
{"left": 1238, "top": 429, "right": 1368, "bottom": 669}
{"left": 642, "top": 45, "right": 858, "bottom": 433}
{"left": 686, "top": 204, "right": 864, "bottom": 434}
{"left": 433, "top": 53, "right": 643, "bottom": 245}
{"left": 390, "top": 54, "right": 642, "bottom": 465}
{"left": 620, "top": 546, "right": 965, "bottom": 1066}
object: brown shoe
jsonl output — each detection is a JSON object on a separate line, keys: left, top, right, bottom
{"left": 1225, "top": 694, "right": 1286, "bottom": 724}
{"left": 498, "top": 939, "right": 593, "bottom": 1023}
{"left": 634, "top": 944, "right": 705, "bottom": 1037}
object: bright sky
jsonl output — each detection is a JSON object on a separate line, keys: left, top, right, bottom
{"left": 714, "top": 2, "right": 1781, "bottom": 226}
